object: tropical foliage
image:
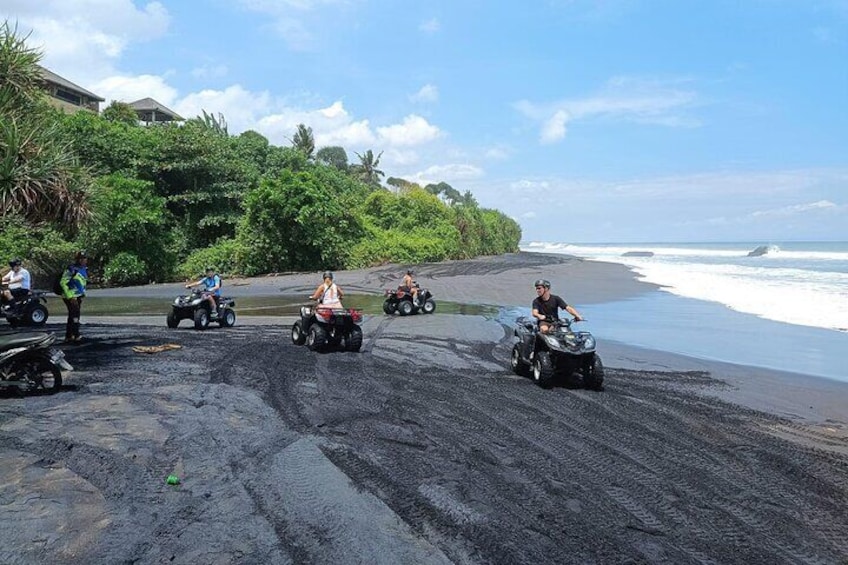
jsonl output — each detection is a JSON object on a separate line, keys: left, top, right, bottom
{"left": 0, "top": 22, "right": 521, "bottom": 286}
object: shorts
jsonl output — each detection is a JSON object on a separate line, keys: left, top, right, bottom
{"left": 10, "top": 288, "right": 29, "bottom": 299}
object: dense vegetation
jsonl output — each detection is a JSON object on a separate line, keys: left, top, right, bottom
{"left": 0, "top": 22, "right": 520, "bottom": 286}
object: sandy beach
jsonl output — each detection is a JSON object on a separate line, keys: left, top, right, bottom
{"left": 2, "top": 252, "right": 847, "bottom": 564}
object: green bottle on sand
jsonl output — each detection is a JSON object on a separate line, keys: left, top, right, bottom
{"left": 166, "top": 475, "right": 180, "bottom": 485}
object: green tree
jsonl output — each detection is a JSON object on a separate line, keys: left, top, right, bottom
{"left": 290, "top": 123, "right": 315, "bottom": 160}
{"left": 0, "top": 21, "right": 91, "bottom": 231}
{"left": 316, "top": 145, "right": 348, "bottom": 171}
{"left": 102, "top": 101, "right": 139, "bottom": 125}
{"left": 79, "top": 174, "right": 175, "bottom": 282}
{"left": 237, "top": 170, "right": 363, "bottom": 274}
{"left": 353, "top": 149, "right": 384, "bottom": 186}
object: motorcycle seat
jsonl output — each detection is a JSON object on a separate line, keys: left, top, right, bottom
{"left": 0, "top": 332, "right": 54, "bottom": 351}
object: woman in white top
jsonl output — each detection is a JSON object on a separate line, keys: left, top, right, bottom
{"left": 310, "top": 271, "right": 344, "bottom": 308}
{"left": 2, "top": 258, "right": 31, "bottom": 304}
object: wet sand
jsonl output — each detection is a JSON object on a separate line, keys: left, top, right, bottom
{"left": 2, "top": 252, "right": 847, "bottom": 564}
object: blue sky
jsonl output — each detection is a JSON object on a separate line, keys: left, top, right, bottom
{"left": 2, "top": 0, "right": 847, "bottom": 242}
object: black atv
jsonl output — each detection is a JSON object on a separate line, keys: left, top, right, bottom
{"left": 1, "top": 290, "right": 49, "bottom": 327}
{"left": 166, "top": 290, "right": 236, "bottom": 330}
{"left": 291, "top": 304, "right": 363, "bottom": 352}
{"left": 510, "top": 316, "right": 604, "bottom": 390}
{"left": 382, "top": 283, "right": 436, "bottom": 316}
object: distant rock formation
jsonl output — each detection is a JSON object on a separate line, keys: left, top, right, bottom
{"left": 747, "top": 244, "right": 780, "bottom": 257}
{"left": 622, "top": 251, "right": 654, "bottom": 257}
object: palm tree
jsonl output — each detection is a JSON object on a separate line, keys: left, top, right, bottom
{"left": 290, "top": 123, "right": 314, "bottom": 160}
{"left": 0, "top": 21, "right": 90, "bottom": 230}
{"left": 354, "top": 149, "right": 384, "bottom": 186}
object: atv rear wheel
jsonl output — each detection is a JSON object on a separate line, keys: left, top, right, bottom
{"left": 194, "top": 308, "right": 210, "bottom": 330}
{"left": 166, "top": 310, "right": 180, "bottom": 328}
{"left": 510, "top": 343, "right": 530, "bottom": 377}
{"left": 398, "top": 300, "right": 414, "bottom": 316}
{"left": 306, "top": 324, "right": 327, "bottom": 351}
{"left": 345, "top": 326, "right": 363, "bottom": 352}
{"left": 26, "top": 304, "right": 48, "bottom": 326}
{"left": 422, "top": 299, "right": 436, "bottom": 314}
{"left": 382, "top": 300, "right": 396, "bottom": 315}
{"left": 219, "top": 308, "right": 236, "bottom": 327}
{"left": 532, "top": 351, "right": 555, "bottom": 388}
{"left": 291, "top": 320, "right": 307, "bottom": 345}
{"left": 583, "top": 354, "right": 605, "bottom": 391}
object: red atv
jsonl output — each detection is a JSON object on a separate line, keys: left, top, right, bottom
{"left": 291, "top": 305, "right": 363, "bottom": 352}
{"left": 382, "top": 284, "right": 436, "bottom": 316}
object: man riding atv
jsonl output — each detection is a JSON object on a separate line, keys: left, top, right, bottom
{"left": 532, "top": 278, "right": 583, "bottom": 332}
{"left": 186, "top": 266, "right": 222, "bottom": 318}
{"left": 1, "top": 258, "right": 31, "bottom": 308}
{"left": 510, "top": 278, "right": 603, "bottom": 390}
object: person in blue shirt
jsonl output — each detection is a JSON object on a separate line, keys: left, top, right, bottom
{"left": 59, "top": 251, "right": 89, "bottom": 343}
{"left": 186, "top": 266, "right": 222, "bottom": 318}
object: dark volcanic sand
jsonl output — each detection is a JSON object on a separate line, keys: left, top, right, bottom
{"left": 1, "top": 253, "right": 847, "bottom": 564}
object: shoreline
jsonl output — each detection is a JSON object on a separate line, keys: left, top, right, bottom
{"left": 77, "top": 251, "right": 848, "bottom": 423}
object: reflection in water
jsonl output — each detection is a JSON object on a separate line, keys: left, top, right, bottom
{"left": 77, "top": 294, "right": 500, "bottom": 318}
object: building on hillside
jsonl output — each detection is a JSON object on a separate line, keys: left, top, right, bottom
{"left": 38, "top": 66, "right": 104, "bottom": 113}
{"left": 128, "top": 98, "right": 183, "bottom": 124}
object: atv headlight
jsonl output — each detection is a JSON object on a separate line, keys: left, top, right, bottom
{"left": 583, "top": 335, "right": 595, "bottom": 350}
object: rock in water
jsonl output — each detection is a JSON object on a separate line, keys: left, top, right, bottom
{"left": 747, "top": 244, "right": 779, "bottom": 257}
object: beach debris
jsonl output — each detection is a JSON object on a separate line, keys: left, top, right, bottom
{"left": 132, "top": 343, "right": 182, "bottom": 354}
{"left": 166, "top": 475, "right": 181, "bottom": 485}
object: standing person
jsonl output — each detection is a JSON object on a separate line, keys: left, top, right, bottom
{"left": 186, "top": 266, "right": 222, "bottom": 318}
{"left": 531, "top": 278, "right": 583, "bottom": 334}
{"left": 401, "top": 269, "right": 420, "bottom": 305}
{"left": 310, "top": 271, "right": 344, "bottom": 308}
{"left": 59, "top": 251, "right": 88, "bottom": 343}
{"left": 1, "top": 258, "right": 31, "bottom": 307}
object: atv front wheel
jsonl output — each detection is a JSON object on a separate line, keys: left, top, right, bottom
{"left": 194, "top": 308, "right": 210, "bottom": 330}
{"left": 532, "top": 351, "right": 555, "bottom": 388}
{"left": 306, "top": 324, "right": 327, "bottom": 351}
{"left": 398, "top": 300, "right": 414, "bottom": 316}
{"left": 510, "top": 343, "right": 530, "bottom": 377}
{"left": 291, "top": 320, "right": 307, "bottom": 345}
{"left": 166, "top": 310, "right": 180, "bottom": 328}
{"left": 382, "top": 300, "right": 396, "bottom": 315}
{"left": 583, "top": 354, "right": 605, "bottom": 391}
{"left": 219, "top": 308, "right": 236, "bottom": 328}
{"left": 345, "top": 326, "right": 363, "bottom": 352}
{"left": 26, "top": 304, "right": 48, "bottom": 326}
{"left": 422, "top": 299, "right": 436, "bottom": 314}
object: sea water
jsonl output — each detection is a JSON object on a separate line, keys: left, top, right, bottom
{"left": 522, "top": 242, "right": 848, "bottom": 382}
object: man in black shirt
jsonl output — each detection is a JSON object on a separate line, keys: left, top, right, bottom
{"left": 531, "top": 278, "right": 583, "bottom": 333}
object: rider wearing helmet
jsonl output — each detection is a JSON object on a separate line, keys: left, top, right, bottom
{"left": 531, "top": 278, "right": 583, "bottom": 334}
{"left": 310, "top": 271, "right": 344, "bottom": 308}
{"left": 401, "top": 268, "right": 420, "bottom": 305}
{"left": 186, "top": 266, "right": 222, "bottom": 318}
{"left": 1, "top": 258, "right": 31, "bottom": 306}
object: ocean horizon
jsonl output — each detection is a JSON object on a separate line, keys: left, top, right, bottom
{"left": 521, "top": 241, "right": 848, "bottom": 383}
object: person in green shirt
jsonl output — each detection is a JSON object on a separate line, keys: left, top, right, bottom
{"left": 59, "top": 251, "right": 88, "bottom": 343}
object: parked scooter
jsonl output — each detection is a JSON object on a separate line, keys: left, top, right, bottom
{"left": 0, "top": 332, "right": 72, "bottom": 394}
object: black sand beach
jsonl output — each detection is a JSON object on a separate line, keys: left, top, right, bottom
{"left": 2, "top": 253, "right": 847, "bottom": 564}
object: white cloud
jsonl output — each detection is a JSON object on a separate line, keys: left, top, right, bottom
{"left": 410, "top": 84, "right": 439, "bottom": 103}
{"left": 515, "top": 75, "right": 700, "bottom": 144}
{"left": 376, "top": 115, "right": 442, "bottom": 147}
{"left": 484, "top": 145, "right": 511, "bottom": 160}
{"left": 750, "top": 200, "right": 840, "bottom": 218}
{"left": 237, "top": 0, "right": 355, "bottom": 50}
{"left": 94, "top": 74, "right": 179, "bottom": 107}
{"left": 191, "top": 64, "right": 229, "bottom": 79}
{"left": 1, "top": 1, "right": 170, "bottom": 85}
{"left": 409, "top": 164, "right": 483, "bottom": 186}
{"left": 419, "top": 17, "right": 440, "bottom": 33}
